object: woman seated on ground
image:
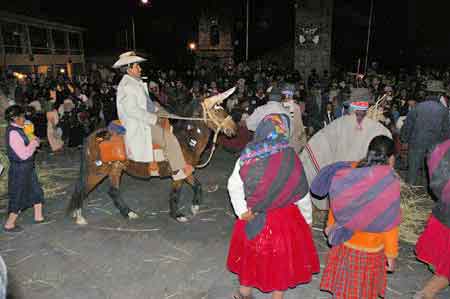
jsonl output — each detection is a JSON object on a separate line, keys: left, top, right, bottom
{"left": 311, "top": 135, "right": 401, "bottom": 299}
{"left": 227, "top": 113, "right": 319, "bottom": 299}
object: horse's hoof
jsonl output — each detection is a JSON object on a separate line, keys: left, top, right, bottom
{"left": 128, "top": 211, "right": 139, "bottom": 219}
{"left": 191, "top": 205, "right": 200, "bottom": 215}
{"left": 76, "top": 216, "right": 88, "bottom": 225}
{"left": 176, "top": 215, "right": 189, "bottom": 223}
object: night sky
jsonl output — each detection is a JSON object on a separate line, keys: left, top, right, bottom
{"left": 2, "top": 0, "right": 450, "bottom": 69}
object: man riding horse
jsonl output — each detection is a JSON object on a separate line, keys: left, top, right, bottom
{"left": 68, "top": 53, "right": 237, "bottom": 225}
{"left": 113, "top": 51, "right": 191, "bottom": 180}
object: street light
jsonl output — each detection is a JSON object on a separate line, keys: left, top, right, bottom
{"left": 132, "top": 0, "right": 150, "bottom": 51}
{"left": 188, "top": 42, "right": 197, "bottom": 51}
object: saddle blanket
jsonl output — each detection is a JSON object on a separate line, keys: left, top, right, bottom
{"left": 98, "top": 121, "right": 170, "bottom": 177}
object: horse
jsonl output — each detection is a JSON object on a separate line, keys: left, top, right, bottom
{"left": 67, "top": 88, "right": 237, "bottom": 224}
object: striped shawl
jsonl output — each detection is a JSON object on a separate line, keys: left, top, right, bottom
{"left": 311, "top": 163, "right": 401, "bottom": 246}
{"left": 240, "top": 147, "right": 309, "bottom": 239}
{"left": 427, "top": 139, "right": 450, "bottom": 227}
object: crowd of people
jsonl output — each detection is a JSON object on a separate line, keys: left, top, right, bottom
{"left": 1, "top": 56, "right": 450, "bottom": 299}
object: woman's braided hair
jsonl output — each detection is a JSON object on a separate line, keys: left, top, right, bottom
{"left": 358, "top": 135, "right": 395, "bottom": 168}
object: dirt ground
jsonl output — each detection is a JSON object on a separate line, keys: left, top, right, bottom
{"left": 0, "top": 148, "right": 449, "bottom": 299}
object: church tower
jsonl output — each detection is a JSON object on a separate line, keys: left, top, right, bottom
{"left": 295, "top": 0, "right": 334, "bottom": 78}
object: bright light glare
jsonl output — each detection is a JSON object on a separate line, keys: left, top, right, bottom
{"left": 189, "top": 42, "right": 196, "bottom": 50}
{"left": 141, "top": 0, "right": 149, "bottom": 4}
{"left": 60, "top": 69, "right": 65, "bottom": 73}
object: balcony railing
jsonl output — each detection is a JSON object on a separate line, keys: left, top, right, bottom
{"left": 2, "top": 44, "right": 83, "bottom": 55}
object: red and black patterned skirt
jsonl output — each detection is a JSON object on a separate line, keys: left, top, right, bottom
{"left": 415, "top": 215, "right": 450, "bottom": 281}
{"left": 320, "top": 244, "right": 387, "bottom": 299}
{"left": 227, "top": 204, "right": 320, "bottom": 292}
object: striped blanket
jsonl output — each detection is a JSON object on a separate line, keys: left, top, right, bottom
{"left": 428, "top": 139, "right": 450, "bottom": 205}
{"left": 427, "top": 139, "right": 450, "bottom": 227}
{"left": 311, "top": 163, "right": 401, "bottom": 245}
{"left": 240, "top": 148, "right": 309, "bottom": 239}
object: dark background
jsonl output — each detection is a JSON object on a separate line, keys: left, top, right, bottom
{"left": 1, "top": 0, "right": 450, "bottom": 69}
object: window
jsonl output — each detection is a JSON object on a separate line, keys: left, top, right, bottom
{"left": 69, "top": 32, "right": 81, "bottom": 50}
{"left": 29, "top": 26, "right": 49, "bottom": 52}
{"left": 53, "top": 30, "right": 67, "bottom": 53}
{"left": 1, "top": 21, "right": 24, "bottom": 54}
{"left": 210, "top": 25, "right": 220, "bottom": 46}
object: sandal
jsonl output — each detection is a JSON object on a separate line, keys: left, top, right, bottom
{"left": 412, "top": 291, "right": 426, "bottom": 299}
{"left": 33, "top": 218, "right": 50, "bottom": 225}
{"left": 3, "top": 225, "right": 24, "bottom": 234}
{"left": 232, "top": 293, "right": 254, "bottom": 299}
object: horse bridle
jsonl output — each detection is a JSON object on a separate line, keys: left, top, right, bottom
{"left": 200, "top": 102, "right": 232, "bottom": 143}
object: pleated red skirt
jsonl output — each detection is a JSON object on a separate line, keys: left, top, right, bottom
{"left": 320, "top": 245, "right": 387, "bottom": 299}
{"left": 415, "top": 215, "right": 450, "bottom": 281}
{"left": 227, "top": 204, "right": 320, "bottom": 292}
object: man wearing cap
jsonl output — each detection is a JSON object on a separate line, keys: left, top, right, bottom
{"left": 300, "top": 88, "right": 392, "bottom": 211}
{"left": 113, "top": 52, "right": 188, "bottom": 177}
{"left": 282, "top": 83, "right": 307, "bottom": 153}
{"left": 401, "top": 80, "right": 450, "bottom": 186}
{"left": 245, "top": 87, "right": 289, "bottom": 131}
{"left": 244, "top": 87, "right": 315, "bottom": 225}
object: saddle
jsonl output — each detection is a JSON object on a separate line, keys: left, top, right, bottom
{"left": 96, "top": 120, "right": 171, "bottom": 177}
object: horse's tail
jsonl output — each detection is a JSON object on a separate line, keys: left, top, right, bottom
{"left": 67, "top": 138, "right": 90, "bottom": 215}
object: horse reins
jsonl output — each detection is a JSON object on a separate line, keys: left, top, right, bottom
{"left": 158, "top": 103, "right": 232, "bottom": 168}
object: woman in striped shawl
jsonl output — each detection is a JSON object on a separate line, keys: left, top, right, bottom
{"left": 227, "top": 114, "right": 319, "bottom": 299}
{"left": 414, "top": 139, "right": 450, "bottom": 299}
{"left": 311, "top": 135, "right": 401, "bottom": 299}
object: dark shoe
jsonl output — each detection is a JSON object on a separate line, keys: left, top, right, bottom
{"left": 3, "top": 225, "right": 24, "bottom": 233}
{"left": 33, "top": 218, "right": 50, "bottom": 225}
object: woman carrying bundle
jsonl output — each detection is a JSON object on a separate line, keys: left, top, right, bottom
{"left": 311, "top": 135, "right": 401, "bottom": 299}
{"left": 414, "top": 139, "right": 450, "bottom": 299}
{"left": 227, "top": 113, "right": 319, "bottom": 299}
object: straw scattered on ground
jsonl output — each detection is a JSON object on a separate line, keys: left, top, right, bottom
{"left": 0, "top": 157, "right": 78, "bottom": 208}
{"left": 399, "top": 180, "right": 433, "bottom": 244}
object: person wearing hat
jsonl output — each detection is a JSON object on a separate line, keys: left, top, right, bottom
{"left": 300, "top": 88, "right": 392, "bottom": 211}
{"left": 3, "top": 105, "right": 45, "bottom": 233}
{"left": 281, "top": 83, "right": 307, "bottom": 154}
{"left": 400, "top": 80, "right": 450, "bottom": 186}
{"left": 245, "top": 87, "right": 289, "bottom": 132}
{"left": 113, "top": 52, "right": 188, "bottom": 177}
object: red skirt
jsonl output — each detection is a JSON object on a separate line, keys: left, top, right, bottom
{"left": 320, "top": 245, "right": 387, "bottom": 299}
{"left": 415, "top": 215, "right": 450, "bottom": 281}
{"left": 227, "top": 204, "right": 320, "bottom": 292}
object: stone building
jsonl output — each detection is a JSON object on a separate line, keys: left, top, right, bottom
{"left": 195, "top": 7, "right": 234, "bottom": 65}
{"left": 295, "top": 0, "right": 333, "bottom": 79}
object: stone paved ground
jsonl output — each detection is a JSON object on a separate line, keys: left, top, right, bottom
{"left": 0, "top": 149, "right": 449, "bottom": 299}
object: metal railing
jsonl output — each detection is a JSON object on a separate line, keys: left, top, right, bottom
{"left": 2, "top": 44, "right": 83, "bottom": 55}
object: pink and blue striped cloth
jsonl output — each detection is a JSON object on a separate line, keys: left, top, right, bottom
{"left": 311, "top": 162, "right": 401, "bottom": 245}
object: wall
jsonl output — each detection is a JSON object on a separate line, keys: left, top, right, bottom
{"left": 295, "top": 0, "right": 333, "bottom": 79}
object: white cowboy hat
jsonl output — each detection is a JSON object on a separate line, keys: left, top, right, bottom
{"left": 112, "top": 51, "right": 147, "bottom": 69}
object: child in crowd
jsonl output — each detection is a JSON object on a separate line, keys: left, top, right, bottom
{"left": 227, "top": 114, "right": 319, "bottom": 299}
{"left": 3, "top": 105, "right": 45, "bottom": 233}
{"left": 414, "top": 139, "right": 450, "bottom": 299}
{"left": 311, "top": 135, "right": 401, "bottom": 299}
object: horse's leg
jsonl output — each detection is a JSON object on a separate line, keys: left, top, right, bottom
{"left": 185, "top": 175, "right": 203, "bottom": 216}
{"left": 169, "top": 179, "right": 188, "bottom": 223}
{"left": 108, "top": 162, "right": 138, "bottom": 219}
{"left": 73, "top": 173, "right": 107, "bottom": 225}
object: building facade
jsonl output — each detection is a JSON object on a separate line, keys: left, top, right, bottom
{"left": 0, "top": 11, "right": 85, "bottom": 77}
{"left": 196, "top": 8, "right": 234, "bottom": 65}
{"left": 295, "top": 0, "right": 333, "bottom": 79}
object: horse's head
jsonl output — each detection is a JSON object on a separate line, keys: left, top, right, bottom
{"left": 201, "top": 87, "right": 237, "bottom": 137}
